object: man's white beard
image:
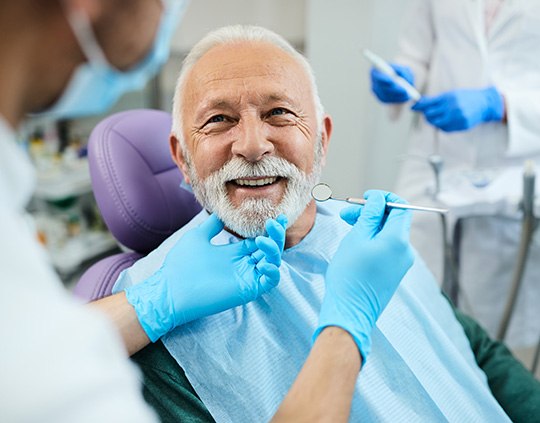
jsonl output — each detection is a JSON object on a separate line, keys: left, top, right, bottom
{"left": 186, "top": 140, "right": 323, "bottom": 238}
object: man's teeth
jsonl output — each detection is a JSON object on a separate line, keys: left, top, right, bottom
{"left": 235, "top": 177, "right": 277, "bottom": 187}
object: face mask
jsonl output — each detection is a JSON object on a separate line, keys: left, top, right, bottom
{"left": 34, "top": 0, "right": 188, "bottom": 119}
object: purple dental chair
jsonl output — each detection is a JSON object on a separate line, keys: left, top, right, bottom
{"left": 73, "top": 109, "right": 202, "bottom": 302}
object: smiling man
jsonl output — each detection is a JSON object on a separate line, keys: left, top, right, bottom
{"left": 111, "top": 25, "right": 539, "bottom": 422}
{"left": 170, "top": 36, "right": 329, "bottom": 244}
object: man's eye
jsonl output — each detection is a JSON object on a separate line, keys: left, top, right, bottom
{"left": 207, "top": 115, "right": 226, "bottom": 124}
{"left": 270, "top": 108, "right": 288, "bottom": 116}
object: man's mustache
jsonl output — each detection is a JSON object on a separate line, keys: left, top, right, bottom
{"left": 210, "top": 156, "right": 301, "bottom": 184}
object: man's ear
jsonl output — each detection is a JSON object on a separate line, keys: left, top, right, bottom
{"left": 169, "top": 134, "right": 191, "bottom": 184}
{"left": 320, "top": 114, "right": 333, "bottom": 166}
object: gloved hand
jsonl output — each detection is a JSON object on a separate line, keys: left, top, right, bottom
{"left": 125, "top": 214, "right": 287, "bottom": 342}
{"left": 314, "top": 191, "right": 414, "bottom": 362}
{"left": 412, "top": 86, "right": 504, "bottom": 132}
{"left": 370, "top": 64, "right": 416, "bottom": 103}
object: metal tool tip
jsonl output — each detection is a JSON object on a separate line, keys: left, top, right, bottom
{"left": 311, "top": 183, "right": 333, "bottom": 202}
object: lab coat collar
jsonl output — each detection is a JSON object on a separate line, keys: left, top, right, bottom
{"left": 487, "top": 0, "right": 520, "bottom": 41}
{"left": 0, "top": 115, "right": 36, "bottom": 212}
{"left": 464, "top": 0, "right": 518, "bottom": 64}
{"left": 465, "top": 0, "right": 488, "bottom": 57}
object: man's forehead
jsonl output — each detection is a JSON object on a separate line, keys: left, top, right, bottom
{"left": 184, "top": 41, "right": 309, "bottom": 94}
{"left": 195, "top": 91, "right": 303, "bottom": 115}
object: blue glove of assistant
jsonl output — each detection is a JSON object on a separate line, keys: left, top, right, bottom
{"left": 125, "top": 214, "right": 287, "bottom": 342}
{"left": 314, "top": 191, "right": 414, "bottom": 362}
{"left": 412, "top": 86, "right": 504, "bottom": 132}
{"left": 370, "top": 64, "right": 416, "bottom": 103}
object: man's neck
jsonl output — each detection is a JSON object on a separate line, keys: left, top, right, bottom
{"left": 284, "top": 201, "right": 317, "bottom": 249}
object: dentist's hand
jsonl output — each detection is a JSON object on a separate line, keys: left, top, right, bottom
{"left": 370, "top": 64, "right": 416, "bottom": 103}
{"left": 412, "top": 86, "right": 504, "bottom": 132}
{"left": 314, "top": 191, "right": 414, "bottom": 362}
{"left": 125, "top": 214, "right": 287, "bottom": 342}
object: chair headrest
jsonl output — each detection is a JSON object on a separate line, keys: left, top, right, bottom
{"left": 88, "top": 109, "right": 202, "bottom": 254}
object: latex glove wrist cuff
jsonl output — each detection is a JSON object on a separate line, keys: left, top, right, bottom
{"left": 484, "top": 86, "right": 505, "bottom": 122}
{"left": 125, "top": 270, "right": 176, "bottom": 343}
{"left": 313, "top": 323, "right": 372, "bottom": 363}
{"left": 313, "top": 302, "right": 375, "bottom": 363}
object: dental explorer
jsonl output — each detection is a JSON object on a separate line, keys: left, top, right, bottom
{"left": 311, "top": 183, "right": 448, "bottom": 214}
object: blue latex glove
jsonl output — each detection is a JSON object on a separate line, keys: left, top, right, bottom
{"left": 125, "top": 214, "right": 287, "bottom": 342}
{"left": 314, "top": 191, "right": 414, "bottom": 362}
{"left": 412, "top": 86, "right": 504, "bottom": 132}
{"left": 370, "top": 64, "right": 416, "bottom": 103}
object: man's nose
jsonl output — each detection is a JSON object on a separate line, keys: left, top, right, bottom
{"left": 231, "top": 118, "right": 274, "bottom": 162}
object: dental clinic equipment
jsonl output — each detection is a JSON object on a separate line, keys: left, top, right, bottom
{"left": 363, "top": 49, "right": 422, "bottom": 102}
{"left": 312, "top": 183, "right": 448, "bottom": 214}
{"left": 428, "top": 154, "right": 444, "bottom": 199}
{"left": 497, "top": 161, "right": 538, "bottom": 341}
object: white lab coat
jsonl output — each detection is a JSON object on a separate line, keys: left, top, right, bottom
{"left": 393, "top": 0, "right": 540, "bottom": 347}
{"left": 0, "top": 117, "right": 157, "bottom": 422}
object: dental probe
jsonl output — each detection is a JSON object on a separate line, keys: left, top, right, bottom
{"left": 311, "top": 183, "right": 448, "bottom": 214}
{"left": 363, "top": 49, "right": 422, "bottom": 102}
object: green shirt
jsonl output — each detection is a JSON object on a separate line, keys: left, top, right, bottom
{"left": 451, "top": 307, "right": 540, "bottom": 422}
{"left": 132, "top": 341, "right": 214, "bottom": 423}
{"left": 132, "top": 304, "right": 540, "bottom": 423}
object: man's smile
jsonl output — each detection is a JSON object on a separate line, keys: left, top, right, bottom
{"left": 230, "top": 176, "right": 282, "bottom": 187}
{"left": 226, "top": 177, "right": 286, "bottom": 203}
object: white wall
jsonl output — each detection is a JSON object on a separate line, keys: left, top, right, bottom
{"left": 306, "top": 0, "right": 410, "bottom": 198}
{"left": 171, "top": 0, "right": 306, "bottom": 52}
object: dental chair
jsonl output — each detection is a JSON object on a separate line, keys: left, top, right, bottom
{"left": 73, "top": 109, "right": 201, "bottom": 302}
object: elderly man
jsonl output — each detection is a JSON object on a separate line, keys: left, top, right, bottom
{"left": 110, "top": 25, "right": 539, "bottom": 422}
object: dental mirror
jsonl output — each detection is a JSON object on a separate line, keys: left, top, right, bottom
{"left": 311, "top": 183, "right": 448, "bottom": 214}
{"left": 311, "top": 183, "right": 333, "bottom": 202}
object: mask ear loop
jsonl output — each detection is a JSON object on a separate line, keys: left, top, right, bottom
{"left": 67, "top": 0, "right": 181, "bottom": 72}
{"left": 63, "top": 3, "right": 109, "bottom": 67}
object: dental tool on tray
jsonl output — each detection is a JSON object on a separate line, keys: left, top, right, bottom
{"left": 363, "top": 49, "right": 422, "bottom": 102}
{"left": 311, "top": 183, "right": 448, "bottom": 214}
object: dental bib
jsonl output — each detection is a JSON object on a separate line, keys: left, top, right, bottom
{"left": 115, "top": 201, "right": 509, "bottom": 422}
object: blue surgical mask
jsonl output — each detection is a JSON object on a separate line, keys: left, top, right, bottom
{"left": 34, "top": 0, "right": 188, "bottom": 119}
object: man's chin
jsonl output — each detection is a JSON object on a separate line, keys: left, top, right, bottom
{"left": 222, "top": 224, "right": 265, "bottom": 240}
{"left": 221, "top": 221, "right": 268, "bottom": 239}
{"left": 214, "top": 198, "right": 279, "bottom": 239}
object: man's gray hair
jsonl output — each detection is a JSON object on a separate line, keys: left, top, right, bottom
{"left": 171, "top": 24, "right": 325, "bottom": 147}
